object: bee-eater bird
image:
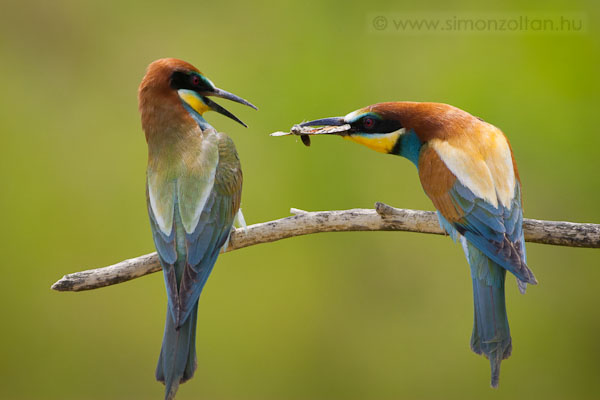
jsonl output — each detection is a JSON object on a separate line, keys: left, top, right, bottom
{"left": 296, "top": 102, "right": 537, "bottom": 388}
{"left": 138, "top": 58, "right": 256, "bottom": 399}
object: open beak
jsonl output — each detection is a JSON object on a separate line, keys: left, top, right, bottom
{"left": 202, "top": 87, "right": 258, "bottom": 128}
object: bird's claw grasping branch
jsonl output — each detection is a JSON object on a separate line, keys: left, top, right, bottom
{"left": 51, "top": 203, "right": 600, "bottom": 292}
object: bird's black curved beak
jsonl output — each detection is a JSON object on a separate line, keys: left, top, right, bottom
{"left": 202, "top": 87, "right": 258, "bottom": 128}
{"left": 300, "top": 117, "right": 346, "bottom": 128}
{"left": 298, "top": 117, "right": 352, "bottom": 136}
{"left": 270, "top": 116, "right": 350, "bottom": 147}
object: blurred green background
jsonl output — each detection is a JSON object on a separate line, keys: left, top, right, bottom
{"left": 1, "top": 0, "right": 599, "bottom": 399}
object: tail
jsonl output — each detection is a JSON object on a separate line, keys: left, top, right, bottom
{"left": 464, "top": 240, "right": 512, "bottom": 388}
{"left": 156, "top": 300, "right": 199, "bottom": 400}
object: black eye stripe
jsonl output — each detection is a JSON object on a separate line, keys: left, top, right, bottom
{"left": 351, "top": 116, "right": 403, "bottom": 134}
{"left": 170, "top": 71, "right": 211, "bottom": 91}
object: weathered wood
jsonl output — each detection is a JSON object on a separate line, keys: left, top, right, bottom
{"left": 51, "top": 203, "right": 600, "bottom": 292}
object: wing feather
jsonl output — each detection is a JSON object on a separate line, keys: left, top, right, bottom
{"left": 419, "top": 144, "right": 536, "bottom": 285}
{"left": 147, "top": 130, "right": 242, "bottom": 328}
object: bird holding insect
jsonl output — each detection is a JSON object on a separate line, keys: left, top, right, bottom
{"left": 273, "top": 102, "right": 536, "bottom": 387}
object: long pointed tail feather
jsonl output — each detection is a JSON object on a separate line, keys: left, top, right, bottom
{"left": 156, "top": 300, "right": 199, "bottom": 400}
{"left": 464, "top": 240, "right": 512, "bottom": 388}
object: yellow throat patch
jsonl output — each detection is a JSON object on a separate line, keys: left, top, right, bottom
{"left": 344, "top": 129, "right": 404, "bottom": 154}
{"left": 178, "top": 89, "right": 211, "bottom": 115}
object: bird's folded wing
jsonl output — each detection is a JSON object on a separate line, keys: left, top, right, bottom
{"left": 176, "top": 185, "right": 239, "bottom": 325}
{"left": 418, "top": 144, "right": 535, "bottom": 284}
{"left": 147, "top": 131, "right": 242, "bottom": 326}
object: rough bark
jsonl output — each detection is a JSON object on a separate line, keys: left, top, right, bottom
{"left": 51, "top": 203, "right": 600, "bottom": 292}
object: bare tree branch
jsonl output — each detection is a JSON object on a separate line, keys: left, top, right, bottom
{"left": 51, "top": 203, "right": 600, "bottom": 292}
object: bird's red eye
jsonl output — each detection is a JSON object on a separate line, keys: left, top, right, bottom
{"left": 191, "top": 75, "right": 200, "bottom": 86}
{"left": 363, "top": 117, "right": 375, "bottom": 129}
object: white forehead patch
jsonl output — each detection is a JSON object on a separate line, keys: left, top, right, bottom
{"left": 344, "top": 109, "right": 363, "bottom": 122}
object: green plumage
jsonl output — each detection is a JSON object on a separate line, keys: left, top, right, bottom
{"left": 139, "top": 58, "right": 254, "bottom": 400}
{"left": 147, "top": 128, "right": 242, "bottom": 400}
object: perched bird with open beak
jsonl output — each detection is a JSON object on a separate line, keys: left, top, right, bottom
{"left": 138, "top": 58, "right": 256, "bottom": 399}
{"left": 279, "top": 102, "right": 537, "bottom": 388}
